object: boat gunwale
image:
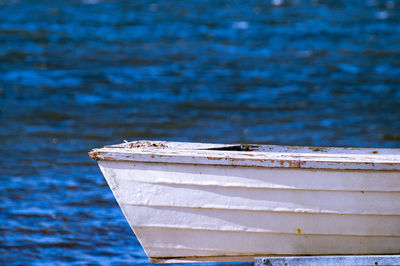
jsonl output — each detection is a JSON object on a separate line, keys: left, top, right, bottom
{"left": 89, "top": 140, "right": 400, "bottom": 171}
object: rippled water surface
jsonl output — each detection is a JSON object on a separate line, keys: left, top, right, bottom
{"left": 1, "top": 0, "right": 400, "bottom": 264}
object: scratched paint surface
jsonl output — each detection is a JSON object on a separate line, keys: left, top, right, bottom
{"left": 1, "top": 0, "right": 400, "bottom": 265}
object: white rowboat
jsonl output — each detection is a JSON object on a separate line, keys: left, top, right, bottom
{"left": 89, "top": 141, "right": 400, "bottom": 263}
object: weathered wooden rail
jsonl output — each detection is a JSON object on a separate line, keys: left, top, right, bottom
{"left": 254, "top": 255, "right": 400, "bottom": 266}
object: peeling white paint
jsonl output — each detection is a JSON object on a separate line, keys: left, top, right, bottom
{"left": 90, "top": 141, "right": 400, "bottom": 263}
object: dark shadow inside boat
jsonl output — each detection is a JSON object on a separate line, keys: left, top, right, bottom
{"left": 204, "top": 145, "right": 257, "bottom": 151}
{"left": 200, "top": 143, "right": 400, "bottom": 155}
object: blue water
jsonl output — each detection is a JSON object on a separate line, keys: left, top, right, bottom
{"left": 1, "top": 0, "right": 400, "bottom": 264}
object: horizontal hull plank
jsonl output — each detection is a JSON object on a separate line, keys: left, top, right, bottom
{"left": 121, "top": 205, "right": 400, "bottom": 237}
{"left": 99, "top": 161, "right": 400, "bottom": 192}
{"left": 106, "top": 176, "right": 400, "bottom": 216}
{"left": 137, "top": 227, "right": 400, "bottom": 259}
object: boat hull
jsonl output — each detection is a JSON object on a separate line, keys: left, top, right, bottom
{"left": 97, "top": 160, "right": 400, "bottom": 263}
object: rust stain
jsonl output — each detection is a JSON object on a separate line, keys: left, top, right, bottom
{"left": 290, "top": 160, "right": 301, "bottom": 168}
{"left": 229, "top": 158, "right": 249, "bottom": 162}
{"left": 88, "top": 152, "right": 119, "bottom": 162}
{"left": 206, "top": 157, "right": 224, "bottom": 161}
{"left": 88, "top": 151, "right": 100, "bottom": 160}
{"left": 228, "top": 157, "right": 266, "bottom": 164}
{"left": 296, "top": 228, "right": 302, "bottom": 234}
{"left": 279, "top": 160, "right": 301, "bottom": 168}
{"left": 240, "top": 153, "right": 257, "bottom": 157}
{"left": 371, "top": 151, "right": 378, "bottom": 154}
{"left": 309, "top": 147, "right": 328, "bottom": 152}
